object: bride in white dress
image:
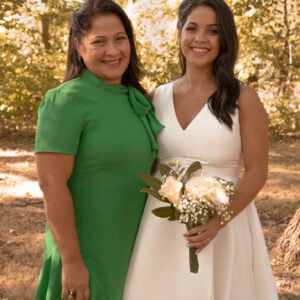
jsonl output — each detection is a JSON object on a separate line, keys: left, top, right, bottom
{"left": 124, "top": 0, "right": 278, "bottom": 299}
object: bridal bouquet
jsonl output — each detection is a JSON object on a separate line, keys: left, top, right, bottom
{"left": 139, "top": 161, "right": 234, "bottom": 273}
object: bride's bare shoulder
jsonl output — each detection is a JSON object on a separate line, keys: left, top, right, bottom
{"left": 147, "top": 90, "right": 156, "bottom": 103}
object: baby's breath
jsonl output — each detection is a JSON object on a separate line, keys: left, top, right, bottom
{"left": 176, "top": 178, "right": 233, "bottom": 227}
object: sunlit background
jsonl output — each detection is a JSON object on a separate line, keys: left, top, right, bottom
{"left": 0, "top": 0, "right": 299, "bottom": 140}
{"left": 0, "top": 2, "right": 299, "bottom": 298}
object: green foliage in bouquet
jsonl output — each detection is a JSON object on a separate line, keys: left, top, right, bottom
{"left": 140, "top": 161, "right": 202, "bottom": 222}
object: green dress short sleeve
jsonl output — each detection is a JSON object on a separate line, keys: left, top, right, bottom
{"left": 35, "top": 87, "right": 85, "bottom": 155}
{"left": 34, "top": 70, "right": 163, "bottom": 300}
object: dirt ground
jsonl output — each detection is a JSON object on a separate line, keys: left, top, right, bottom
{"left": 0, "top": 136, "right": 299, "bottom": 300}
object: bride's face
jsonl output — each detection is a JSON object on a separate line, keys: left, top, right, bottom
{"left": 179, "top": 5, "right": 220, "bottom": 70}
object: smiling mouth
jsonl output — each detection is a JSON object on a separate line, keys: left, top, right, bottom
{"left": 191, "top": 48, "right": 209, "bottom": 53}
{"left": 103, "top": 59, "right": 121, "bottom": 66}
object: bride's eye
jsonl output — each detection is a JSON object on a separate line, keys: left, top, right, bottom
{"left": 186, "top": 26, "right": 196, "bottom": 32}
{"left": 208, "top": 28, "right": 218, "bottom": 35}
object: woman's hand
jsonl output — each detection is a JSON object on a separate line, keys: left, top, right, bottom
{"left": 184, "top": 216, "right": 222, "bottom": 254}
{"left": 61, "top": 258, "right": 90, "bottom": 300}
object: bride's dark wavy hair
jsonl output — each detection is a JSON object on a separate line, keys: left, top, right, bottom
{"left": 177, "top": 0, "right": 240, "bottom": 129}
{"left": 63, "top": 0, "right": 146, "bottom": 95}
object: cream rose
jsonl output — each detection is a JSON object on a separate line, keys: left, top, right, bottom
{"left": 159, "top": 176, "right": 183, "bottom": 206}
{"left": 185, "top": 176, "right": 229, "bottom": 205}
{"left": 212, "top": 187, "right": 230, "bottom": 205}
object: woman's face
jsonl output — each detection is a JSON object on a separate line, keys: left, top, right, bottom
{"left": 180, "top": 5, "right": 220, "bottom": 71}
{"left": 76, "top": 14, "right": 131, "bottom": 85}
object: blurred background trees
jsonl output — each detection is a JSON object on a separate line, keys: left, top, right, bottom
{"left": 0, "top": 0, "right": 299, "bottom": 139}
{"left": 0, "top": 0, "right": 77, "bottom": 133}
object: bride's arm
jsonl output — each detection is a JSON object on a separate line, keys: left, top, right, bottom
{"left": 185, "top": 85, "right": 269, "bottom": 253}
{"left": 227, "top": 85, "right": 269, "bottom": 220}
{"left": 148, "top": 89, "right": 159, "bottom": 174}
{"left": 147, "top": 90, "right": 155, "bottom": 102}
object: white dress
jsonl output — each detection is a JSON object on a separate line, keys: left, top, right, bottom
{"left": 124, "top": 82, "right": 278, "bottom": 300}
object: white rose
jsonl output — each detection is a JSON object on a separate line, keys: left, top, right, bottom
{"left": 185, "top": 176, "right": 229, "bottom": 205}
{"left": 159, "top": 176, "right": 183, "bottom": 206}
{"left": 211, "top": 187, "right": 230, "bottom": 205}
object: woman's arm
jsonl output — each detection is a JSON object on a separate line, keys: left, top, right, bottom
{"left": 36, "top": 153, "right": 90, "bottom": 300}
{"left": 148, "top": 90, "right": 155, "bottom": 102}
{"left": 186, "top": 85, "right": 269, "bottom": 253}
{"left": 225, "top": 85, "right": 269, "bottom": 219}
{"left": 148, "top": 89, "right": 158, "bottom": 174}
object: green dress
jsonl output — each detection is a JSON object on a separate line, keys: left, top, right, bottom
{"left": 35, "top": 69, "right": 163, "bottom": 300}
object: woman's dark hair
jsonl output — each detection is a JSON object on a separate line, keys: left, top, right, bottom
{"left": 177, "top": 0, "right": 240, "bottom": 129}
{"left": 64, "top": 0, "right": 146, "bottom": 94}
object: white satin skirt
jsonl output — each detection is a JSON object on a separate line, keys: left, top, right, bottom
{"left": 124, "top": 195, "right": 278, "bottom": 300}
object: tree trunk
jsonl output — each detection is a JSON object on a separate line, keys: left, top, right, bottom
{"left": 39, "top": 0, "right": 50, "bottom": 50}
{"left": 271, "top": 208, "right": 300, "bottom": 270}
{"left": 39, "top": 15, "right": 51, "bottom": 50}
{"left": 280, "top": 0, "right": 292, "bottom": 95}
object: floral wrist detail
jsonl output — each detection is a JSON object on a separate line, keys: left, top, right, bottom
{"left": 219, "top": 209, "right": 233, "bottom": 227}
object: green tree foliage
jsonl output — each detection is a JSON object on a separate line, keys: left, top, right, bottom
{"left": 125, "top": 0, "right": 181, "bottom": 90}
{"left": 0, "top": 0, "right": 77, "bottom": 134}
{"left": 229, "top": 0, "right": 300, "bottom": 138}
{"left": 0, "top": 0, "right": 299, "bottom": 139}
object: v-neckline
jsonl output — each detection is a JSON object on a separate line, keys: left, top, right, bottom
{"left": 170, "top": 81, "right": 208, "bottom": 131}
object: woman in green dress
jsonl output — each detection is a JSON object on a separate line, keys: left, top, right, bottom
{"left": 34, "top": 1, "right": 162, "bottom": 299}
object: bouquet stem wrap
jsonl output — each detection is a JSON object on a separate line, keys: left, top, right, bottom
{"left": 186, "top": 223, "right": 199, "bottom": 273}
{"left": 189, "top": 247, "right": 199, "bottom": 273}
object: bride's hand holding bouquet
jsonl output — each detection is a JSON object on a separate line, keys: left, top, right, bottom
{"left": 139, "top": 161, "right": 234, "bottom": 273}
